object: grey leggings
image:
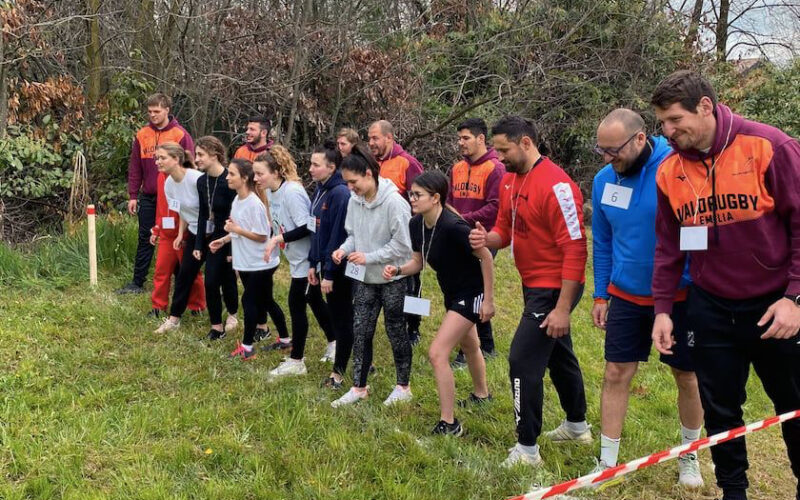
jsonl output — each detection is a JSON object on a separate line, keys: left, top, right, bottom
{"left": 351, "top": 278, "right": 412, "bottom": 388}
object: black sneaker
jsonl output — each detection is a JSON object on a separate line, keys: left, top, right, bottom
{"left": 321, "top": 376, "right": 343, "bottom": 390}
{"left": 408, "top": 329, "right": 421, "bottom": 346}
{"left": 254, "top": 327, "right": 271, "bottom": 343}
{"left": 116, "top": 282, "right": 144, "bottom": 295}
{"left": 206, "top": 328, "right": 225, "bottom": 341}
{"left": 369, "top": 364, "right": 376, "bottom": 374}
{"left": 457, "top": 392, "right": 493, "bottom": 407}
{"left": 450, "top": 351, "right": 467, "bottom": 370}
{"left": 432, "top": 419, "right": 463, "bottom": 436}
{"left": 261, "top": 339, "right": 292, "bottom": 351}
{"left": 147, "top": 308, "right": 163, "bottom": 318}
{"left": 481, "top": 348, "right": 497, "bottom": 359}
{"left": 190, "top": 309, "right": 204, "bottom": 317}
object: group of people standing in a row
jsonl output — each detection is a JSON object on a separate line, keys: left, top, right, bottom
{"left": 118, "top": 70, "right": 800, "bottom": 500}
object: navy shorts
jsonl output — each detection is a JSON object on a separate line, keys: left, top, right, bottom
{"left": 444, "top": 293, "right": 484, "bottom": 324}
{"left": 604, "top": 296, "right": 694, "bottom": 371}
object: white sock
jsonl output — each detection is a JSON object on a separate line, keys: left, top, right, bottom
{"left": 242, "top": 344, "right": 253, "bottom": 352}
{"left": 279, "top": 337, "right": 291, "bottom": 344}
{"left": 518, "top": 443, "right": 539, "bottom": 456}
{"left": 681, "top": 424, "right": 702, "bottom": 456}
{"left": 600, "top": 434, "right": 621, "bottom": 466}
{"left": 565, "top": 420, "right": 589, "bottom": 434}
{"left": 328, "top": 341, "right": 336, "bottom": 347}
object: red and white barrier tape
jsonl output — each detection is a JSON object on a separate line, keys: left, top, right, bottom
{"left": 510, "top": 409, "right": 800, "bottom": 500}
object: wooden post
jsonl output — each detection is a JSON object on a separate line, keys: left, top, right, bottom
{"left": 87, "top": 204, "right": 97, "bottom": 286}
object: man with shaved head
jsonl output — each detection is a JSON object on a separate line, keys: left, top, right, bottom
{"left": 588, "top": 108, "right": 704, "bottom": 486}
{"left": 368, "top": 119, "right": 425, "bottom": 345}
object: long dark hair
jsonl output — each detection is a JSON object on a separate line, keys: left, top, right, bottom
{"left": 411, "top": 170, "right": 460, "bottom": 216}
{"left": 341, "top": 143, "right": 380, "bottom": 187}
{"left": 229, "top": 158, "right": 265, "bottom": 204}
{"left": 313, "top": 138, "right": 342, "bottom": 169}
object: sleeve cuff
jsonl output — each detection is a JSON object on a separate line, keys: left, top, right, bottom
{"left": 786, "top": 280, "right": 800, "bottom": 296}
{"left": 593, "top": 297, "right": 608, "bottom": 304}
{"left": 654, "top": 298, "right": 674, "bottom": 315}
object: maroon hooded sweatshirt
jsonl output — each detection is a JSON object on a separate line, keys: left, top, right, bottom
{"left": 127, "top": 117, "right": 194, "bottom": 199}
{"left": 448, "top": 148, "right": 506, "bottom": 230}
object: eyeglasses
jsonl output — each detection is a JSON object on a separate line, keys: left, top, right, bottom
{"left": 409, "top": 191, "right": 427, "bottom": 201}
{"left": 592, "top": 130, "right": 642, "bottom": 157}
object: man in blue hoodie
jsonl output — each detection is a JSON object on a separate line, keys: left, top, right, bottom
{"left": 589, "top": 109, "right": 704, "bottom": 486}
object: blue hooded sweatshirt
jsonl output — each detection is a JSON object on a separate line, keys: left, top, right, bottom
{"left": 308, "top": 170, "right": 352, "bottom": 277}
{"left": 592, "top": 135, "right": 690, "bottom": 300}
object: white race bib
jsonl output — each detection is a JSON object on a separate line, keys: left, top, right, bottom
{"left": 206, "top": 220, "right": 215, "bottom": 233}
{"left": 680, "top": 226, "right": 708, "bottom": 251}
{"left": 601, "top": 183, "right": 633, "bottom": 210}
{"left": 345, "top": 261, "right": 366, "bottom": 282}
{"left": 168, "top": 199, "right": 181, "bottom": 212}
{"left": 403, "top": 296, "right": 431, "bottom": 316}
{"left": 306, "top": 216, "right": 317, "bottom": 233}
{"left": 161, "top": 217, "right": 175, "bottom": 230}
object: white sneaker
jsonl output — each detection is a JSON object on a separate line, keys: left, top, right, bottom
{"left": 268, "top": 358, "right": 307, "bottom": 379}
{"left": 502, "top": 444, "right": 542, "bottom": 468}
{"left": 678, "top": 452, "right": 703, "bottom": 488}
{"left": 383, "top": 386, "right": 413, "bottom": 406}
{"left": 320, "top": 341, "right": 336, "bottom": 363}
{"left": 225, "top": 315, "right": 239, "bottom": 332}
{"left": 543, "top": 420, "right": 593, "bottom": 444}
{"left": 586, "top": 458, "right": 625, "bottom": 489}
{"left": 154, "top": 318, "right": 180, "bottom": 334}
{"left": 331, "top": 387, "right": 369, "bottom": 408}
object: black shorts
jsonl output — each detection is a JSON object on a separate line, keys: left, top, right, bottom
{"left": 604, "top": 296, "right": 694, "bottom": 371}
{"left": 444, "top": 293, "right": 484, "bottom": 324}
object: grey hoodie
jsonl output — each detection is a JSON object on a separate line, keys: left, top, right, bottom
{"left": 339, "top": 177, "right": 412, "bottom": 284}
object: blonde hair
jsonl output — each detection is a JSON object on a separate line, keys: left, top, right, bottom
{"left": 156, "top": 142, "right": 193, "bottom": 169}
{"left": 255, "top": 144, "right": 299, "bottom": 182}
{"left": 337, "top": 127, "right": 360, "bottom": 145}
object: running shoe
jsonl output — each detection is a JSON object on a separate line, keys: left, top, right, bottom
{"left": 331, "top": 387, "right": 369, "bottom": 408}
{"left": 457, "top": 392, "right": 493, "bottom": 407}
{"left": 269, "top": 358, "right": 307, "bottom": 379}
{"left": 543, "top": 420, "right": 593, "bottom": 444}
{"left": 383, "top": 386, "right": 413, "bottom": 406}
{"left": 502, "top": 444, "right": 542, "bottom": 468}
{"left": 154, "top": 318, "right": 180, "bottom": 334}
{"left": 432, "top": 419, "right": 464, "bottom": 436}
{"left": 229, "top": 343, "right": 257, "bottom": 361}
{"left": 678, "top": 452, "right": 703, "bottom": 487}
{"left": 320, "top": 341, "right": 337, "bottom": 362}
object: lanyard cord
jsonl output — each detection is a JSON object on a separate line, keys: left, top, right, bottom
{"left": 510, "top": 167, "right": 534, "bottom": 247}
{"left": 206, "top": 172, "right": 219, "bottom": 218}
{"left": 419, "top": 209, "right": 441, "bottom": 297}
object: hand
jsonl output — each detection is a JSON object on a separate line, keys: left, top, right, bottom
{"left": 469, "top": 222, "right": 488, "bottom": 250}
{"left": 149, "top": 229, "right": 158, "bottom": 246}
{"left": 172, "top": 237, "right": 183, "bottom": 251}
{"left": 758, "top": 297, "right": 800, "bottom": 340}
{"left": 347, "top": 252, "right": 366, "bottom": 265}
{"left": 652, "top": 313, "right": 675, "bottom": 355}
{"left": 332, "top": 249, "right": 345, "bottom": 265}
{"left": 308, "top": 268, "right": 319, "bottom": 286}
{"left": 540, "top": 307, "right": 570, "bottom": 338}
{"left": 382, "top": 265, "right": 397, "bottom": 281}
{"left": 224, "top": 217, "right": 240, "bottom": 234}
{"left": 321, "top": 279, "right": 333, "bottom": 294}
{"left": 264, "top": 236, "right": 280, "bottom": 261}
{"left": 192, "top": 250, "right": 202, "bottom": 260}
{"left": 127, "top": 199, "right": 138, "bottom": 215}
{"left": 209, "top": 238, "right": 225, "bottom": 253}
{"left": 592, "top": 302, "right": 608, "bottom": 330}
{"left": 479, "top": 298, "right": 495, "bottom": 323}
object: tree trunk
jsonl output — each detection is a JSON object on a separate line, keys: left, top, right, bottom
{"left": 716, "top": 0, "right": 730, "bottom": 61}
{"left": 283, "top": 0, "right": 313, "bottom": 145}
{"left": 135, "top": 0, "right": 158, "bottom": 77}
{"left": 685, "top": 0, "right": 703, "bottom": 49}
{"left": 85, "top": 0, "right": 103, "bottom": 106}
{"left": 0, "top": 21, "right": 7, "bottom": 138}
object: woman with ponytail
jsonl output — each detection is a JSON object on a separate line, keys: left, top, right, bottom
{"left": 384, "top": 170, "right": 494, "bottom": 436}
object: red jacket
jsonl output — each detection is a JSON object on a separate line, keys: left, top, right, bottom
{"left": 492, "top": 157, "right": 587, "bottom": 288}
{"left": 378, "top": 143, "right": 423, "bottom": 200}
{"left": 128, "top": 117, "right": 194, "bottom": 199}
{"left": 152, "top": 172, "right": 181, "bottom": 239}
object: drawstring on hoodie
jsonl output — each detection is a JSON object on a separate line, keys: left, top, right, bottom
{"left": 701, "top": 157, "right": 721, "bottom": 245}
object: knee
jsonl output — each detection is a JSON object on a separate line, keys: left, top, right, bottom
{"left": 428, "top": 346, "right": 449, "bottom": 368}
{"left": 604, "top": 363, "right": 636, "bottom": 387}
{"left": 672, "top": 369, "right": 699, "bottom": 392}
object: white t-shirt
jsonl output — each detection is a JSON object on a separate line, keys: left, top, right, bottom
{"left": 164, "top": 169, "right": 203, "bottom": 235}
{"left": 230, "top": 192, "right": 279, "bottom": 272}
{"left": 266, "top": 180, "right": 312, "bottom": 278}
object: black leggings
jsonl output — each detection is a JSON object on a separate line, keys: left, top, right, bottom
{"left": 169, "top": 232, "right": 205, "bottom": 318}
{"left": 204, "top": 243, "right": 238, "bottom": 325}
{"left": 289, "top": 277, "right": 335, "bottom": 360}
{"left": 239, "top": 267, "right": 288, "bottom": 345}
{"left": 326, "top": 270, "right": 354, "bottom": 376}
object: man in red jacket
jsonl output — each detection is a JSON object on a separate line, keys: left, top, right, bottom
{"left": 651, "top": 71, "right": 800, "bottom": 500}
{"left": 470, "top": 116, "right": 590, "bottom": 468}
{"left": 117, "top": 93, "right": 194, "bottom": 295}
{"left": 233, "top": 116, "right": 273, "bottom": 161}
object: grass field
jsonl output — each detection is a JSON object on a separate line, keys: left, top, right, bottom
{"left": 0, "top": 218, "right": 795, "bottom": 499}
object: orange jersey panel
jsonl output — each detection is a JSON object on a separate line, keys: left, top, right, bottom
{"left": 380, "top": 156, "right": 409, "bottom": 194}
{"left": 136, "top": 127, "right": 188, "bottom": 160}
{"left": 450, "top": 161, "right": 495, "bottom": 201}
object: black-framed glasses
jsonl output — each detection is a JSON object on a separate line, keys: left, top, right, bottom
{"left": 409, "top": 190, "right": 427, "bottom": 201}
{"left": 592, "top": 130, "right": 642, "bottom": 157}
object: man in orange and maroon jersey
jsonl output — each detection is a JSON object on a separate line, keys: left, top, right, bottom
{"left": 117, "top": 93, "right": 194, "bottom": 295}
{"left": 233, "top": 116, "right": 273, "bottom": 161}
{"left": 448, "top": 118, "right": 505, "bottom": 366}
{"left": 368, "top": 120, "right": 425, "bottom": 345}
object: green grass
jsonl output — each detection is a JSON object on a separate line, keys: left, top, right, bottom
{"left": 0, "top": 218, "right": 794, "bottom": 499}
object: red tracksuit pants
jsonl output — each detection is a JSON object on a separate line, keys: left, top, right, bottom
{"left": 151, "top": 236, "right": 206, "bottom": 312}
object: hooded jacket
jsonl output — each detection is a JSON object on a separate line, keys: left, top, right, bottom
{"left": 128, "top": 116, "right": 194, "bottom": 199}
{"left": 233, "top": 140, "right": 274, "bottom": 161}
{"left": 308, "top": 170, "right": 352, "bottom": 277}
{"left": 448, "top": 148, "right": 506, "bottom": 229}
{"left": 378, "top": 143, "right": 424, "bottom": 200}
{"left": 338, "top": 177, "right": 413, "bottom": 284}
{"left": 653, "top": 103, "right": 800, "bottom": 314}
{"left": 592, "top": 136, "right": 690, "bottom": 304}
